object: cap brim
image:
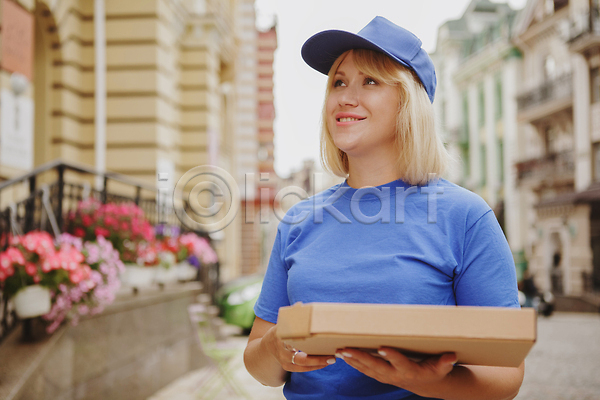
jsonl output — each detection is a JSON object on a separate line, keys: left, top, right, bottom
{"left": 301, "top": 29, "right": 411, "bottom": 75}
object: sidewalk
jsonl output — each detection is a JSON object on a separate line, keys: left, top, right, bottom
{"left": 148, "top": 334, "right": 285, "bottom": 400}
{"left": 150, "top": 312, "right": 600, "bottom": 400}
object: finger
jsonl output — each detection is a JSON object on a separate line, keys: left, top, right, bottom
{"left": 337, "top": 349, "right": 392, "bottom": 373}
{"left": 376, "top": 347, "right": 417, "bottom": 371}
{"left": 281, "top": 350, "right": 336, "bottom": 368}
{"left": 290, "top": 351, "right": 336, "bottom": 367}
{"left": 283, "top": 343, "right": 297, "bottom": 352}
{"left": 293, "top": 365, "right": 334, "bottom": 372}
{"left": 420, "top": 352, "right": 456, "bottom": 376}
{"left": 335, "top": 350, "right": 391, "bottom": 384}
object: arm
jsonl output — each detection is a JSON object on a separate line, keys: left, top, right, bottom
{"left": 340, "top": 208, "right": 525, "bottom": 399}
{"left": 430, "top": 362, "right": 524, "bottom": 400}
{"left": 244, "top": 316, "right": 336, "bottom": 387}
{"left": 338, "top": 348, "right": 523, "bottom": 400}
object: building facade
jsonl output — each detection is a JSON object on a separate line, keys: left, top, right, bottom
{"left": 0, "top": 0, "right": 273, "bottom": 282}
{"left": 435, "top": 0, "right": 600, "bottom": 299}
{"left": 239, "top": 22, "right": 279, "bottom": 276}
{"left": 432, "top": 0, "right": 524, "bottom": 274}
{"left": 514, "top": 0, "right": 600, "bottom": 296}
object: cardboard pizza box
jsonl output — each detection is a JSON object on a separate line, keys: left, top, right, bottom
{"left": 276, "top": 302, "right": 536, "bottom": 367}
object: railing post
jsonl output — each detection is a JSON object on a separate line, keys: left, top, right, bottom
{"left": 57, "top": 165, "right": 65, "bottom": 231}
{"left": 589, "top": 0, "right": 594, "bottom": 33}
{"left": 24, "top": 176, "right": 36, "bottom": 233}
{"left": 135, "top": 186, "right": 141, "bottom": 206}
{"left": 101, "top": 176, "right": 108, "bottom": 204}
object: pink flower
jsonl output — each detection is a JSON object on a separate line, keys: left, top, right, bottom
{"left": 0, "top": 269, "right": 10, "bottom": 281}
{"left": 69, "top": 269, "right": 85, "bottom": 284}
{"left": 95, "top": 227, "right": 110, "bottom": 238}
{"left": 46, "top": 320, "right": 62, "bottom": 334}
{"left": 104, "top": 216, "right": 117, "bottom": 227}
{"left": 42, "top": 254, "right": 60, "bottom": 272}
{"left": 6, "top": 247, "right": 26, "bottom": 265}
{"left": 25, "top": 262, "right": 37, "bottom": 276}
{"left": 179, "top": 233, "right": 218, "bottom": 264}
{"left": 0, "top": 253, "right": 12, "bottom": 270}
{"left": 82, "top": 215, "right": 93, "bottom": 227}
{"left": 74, "top": 227, "right": 86, "bottom": 238}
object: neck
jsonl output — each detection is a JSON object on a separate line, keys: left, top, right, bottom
{"left": 346, "top": 154, "right": 402, "bottom": 188}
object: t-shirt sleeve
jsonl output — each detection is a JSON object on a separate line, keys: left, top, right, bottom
{"left": 454, "top": 210, "right": 520, "bottom": 308}
{"left": 254, "top": 226, "right": 292, "bottom": 323}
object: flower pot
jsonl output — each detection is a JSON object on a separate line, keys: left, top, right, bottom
{"left": 13, "top": 285, "right": 51, "bottom": 319}
{"left": 124, "top": 264, "right": 157, "bottom": 289}
{"left": 176, "top": 261, "right": 197, "bottom": 282}
{"left": 155, "top": 265, "right": 178, "bottom": 284}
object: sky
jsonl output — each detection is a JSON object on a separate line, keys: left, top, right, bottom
{"left": 254, "top": 0, "right": 529, "bottom": 178}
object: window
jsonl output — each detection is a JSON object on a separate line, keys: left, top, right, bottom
{"left": 554, "top": 0, "right": 569, "bottom": 12}
{"left": 498, "top": 139, "right": 504, "bottom": 184}
{"left": 441, "top": 100, "right": 447, "bottom": 128}
{"left": 461, "top": 91, "right": 470, "bottom": 179}
{"left": 594, "top": 143, "right": 600, "bottom": 182}
{"left": 544, "top": 126, "right": 558, "bottom": 155}
{"left": 461, "top": 91, "right": 469, "bottom": 142}
{"left": 495, "top": 74, "right": 503, "bottom": 121}
{"left": 592, "top": 67, "right": 600, "bottom": 104}
{"left": 481, "top": 144, "right": 487, "bottom": 186}
{"left": 461, "top": 143, "right": 470, "bottom": 179}
{"left": 478, "top": 83, "right": 485, "bottom": 128}
{"left": 544, "top": 56, "right": 556, "bottom": 80}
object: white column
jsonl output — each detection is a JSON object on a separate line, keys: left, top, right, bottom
{"left": 503, "top": 57, "right": 522, "bottom": 252}
{"left": 484, "top": 73, "right": 497, "bottom": 209}
{"left": 94, "top": 0, "right": 107, "bottom": 190}
{"left": 573, "top": 52, "right": 591, "bottom": 192}
{"left": 468, "top": 83, "right": 481, "bottom": 190}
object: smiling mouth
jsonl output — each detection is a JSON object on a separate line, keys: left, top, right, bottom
{"left": 337, "top": 117, "right": 365, "bottom": 122}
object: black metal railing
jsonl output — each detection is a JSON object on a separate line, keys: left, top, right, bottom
{"left": 569, "top": 7, "right": 600, "bottom": 42}
{"left": 0, "top": 160, "right": 219, "bottom": 344}
{"left": 517, "top": 73, "right": 573, "bottom": 112}
{"left": 516, "top": 150, "right": 575, "bottom": 183}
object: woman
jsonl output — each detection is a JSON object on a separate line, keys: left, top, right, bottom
{"left": 244, "top": 16, "right": 524, "bottom": 400}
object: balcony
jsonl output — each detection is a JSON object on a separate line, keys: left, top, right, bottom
{"left": 517, "top": 74, "right": 573, "bottom": 122}
{"left": 516, "top": 150, "right": 575, "bottom": 184}
{"left": 568, "top": 9, "right": 600, "bottom": 54}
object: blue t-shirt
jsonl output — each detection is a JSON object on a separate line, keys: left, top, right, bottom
{"left": 254, "top": 178, "right": 519, "bottom": 400}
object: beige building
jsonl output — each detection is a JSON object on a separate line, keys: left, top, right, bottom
{"left": 0, "top": 0, "right": 271, "bottom": 282}
{"left": 434, "top": 0, "right": 600, "bottom": 301}
{"left": 514, "top": 0, "right": 600, "bottom": 297}
{"left": 239, "top": 23, "right": 279, "bottom": 276}
{"left": 432, "top": 0, "right": 523, "bottom": 271}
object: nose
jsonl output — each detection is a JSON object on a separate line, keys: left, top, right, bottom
{"left": 338, "top": 84, "right": 359, "bottom": 107}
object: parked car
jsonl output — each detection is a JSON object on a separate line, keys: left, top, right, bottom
{"left": 216, "top": 274, "right": 263, "bottom": 332}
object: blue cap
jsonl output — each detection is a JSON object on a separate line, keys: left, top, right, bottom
{"left": 301, "top": 16, "right": 437, "bottom": 103}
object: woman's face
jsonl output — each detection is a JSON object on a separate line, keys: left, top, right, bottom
{"left": 326, "top": 51, "right": 399, "bottom": 161}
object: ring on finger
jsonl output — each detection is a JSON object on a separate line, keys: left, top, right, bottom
{"left": 291, "top": 350, "right": 300, "bottom": 365}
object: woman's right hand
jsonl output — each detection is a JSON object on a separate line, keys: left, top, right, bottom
{"left": 260, "top": 322, "right": 337, "bottom": 372}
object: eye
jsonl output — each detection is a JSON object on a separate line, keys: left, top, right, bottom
{"left": 364, "top": 77, "right": 377, "bottom": 85}
{"left": 333, "top": 79, "right": 346, "bottom": 87}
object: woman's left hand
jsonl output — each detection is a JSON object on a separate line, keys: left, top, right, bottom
{"left": 336, "top": 347, "right": 456, "bottom": 396}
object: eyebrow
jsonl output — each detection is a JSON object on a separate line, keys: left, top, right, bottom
{"left": 333, "top": 70, "right": 364, "bottom": 77}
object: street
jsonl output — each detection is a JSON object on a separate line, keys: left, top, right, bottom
{"left": 150, "top": 312, "right": 600, "bottom": 400}
{"left": 516, "top": 312, "right": 600, "bottom": 400}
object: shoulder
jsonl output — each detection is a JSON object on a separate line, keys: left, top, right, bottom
{"left": 276, "top": 182, "right": 344, "bottom": 232}
{"left": 433, "top": 179, "right": 493, "bottom": 227}
{"left": 283, "top": 182, "right": 344, "bottom": 216}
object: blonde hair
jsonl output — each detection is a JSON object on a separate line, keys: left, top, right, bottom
{"left": 320, "top": 49, "right": 449, "bottom": 186}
